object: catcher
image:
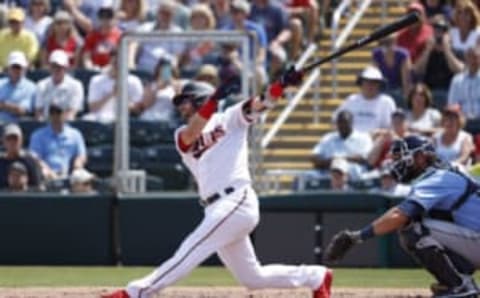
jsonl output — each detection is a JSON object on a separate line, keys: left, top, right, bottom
{"left": 323, "top": 135, "right": 480, "bottom": 298}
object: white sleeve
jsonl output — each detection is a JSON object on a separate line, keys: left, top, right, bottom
{"left": 128, "top": 75, "right": 144, "bottom": 103}
{"left": 72, "top": 80, "right": 84, "bottom": 111}
{"left": 332, "top": 95, "right": 352, "bottom": 122}
{"left": 382, "top": 95, "right": 397, "bottom": 128}
{"left": 34, "top": 80, "right": 46, "bottom": 109}
{"left": 224, "top": 100, "right": 254, "bottom": 131}
{"left": 87, "top": 75, "right": 102, "bottom": 104}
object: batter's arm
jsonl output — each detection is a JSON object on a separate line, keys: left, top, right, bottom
{"left": 178, "top": 101, "right": 216, "bottom": 147}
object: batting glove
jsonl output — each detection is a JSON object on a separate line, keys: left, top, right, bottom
{"left": 279, "top": 65, "right": 304, "bottom": 87}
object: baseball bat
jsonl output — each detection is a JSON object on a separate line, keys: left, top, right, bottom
{"left": 301, "top": 11, "right": 421, "bottom": 73}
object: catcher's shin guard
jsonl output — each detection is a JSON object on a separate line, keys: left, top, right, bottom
{"left": 398, "top": 222, "right": 464, "bottom": 288}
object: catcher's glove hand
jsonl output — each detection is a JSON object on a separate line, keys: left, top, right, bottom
{"left": 323, "top": 229, "right": 362, "bottom": 264}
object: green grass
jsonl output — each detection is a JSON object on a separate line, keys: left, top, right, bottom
{"left": 0, "top": 266, "right": 478, "bottom": 288}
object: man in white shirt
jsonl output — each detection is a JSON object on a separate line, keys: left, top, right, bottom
{"left": 35, "top": 49, "right": 84, "bottom": 121}
{"left": 333, "top": 65, "right": 396, "bottom": 134}
{"left": 83, "top": 51, "right": 144, "bottom": 123}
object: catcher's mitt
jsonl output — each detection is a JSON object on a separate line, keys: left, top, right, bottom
{"left": 323, "top": 229, "right": 362, "bottom": 264}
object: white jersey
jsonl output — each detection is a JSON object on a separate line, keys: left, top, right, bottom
{"left": 174, "top": 101, "right": 252, "bottom": 198}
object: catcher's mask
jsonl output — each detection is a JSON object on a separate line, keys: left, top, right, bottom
{"left": 389, "top": 135, "right": 436, "bottom": 183}
{"left": 173, "top": 81, "right": 215, "bottom": 109}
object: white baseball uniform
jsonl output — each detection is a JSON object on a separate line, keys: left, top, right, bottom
{"left": 125, "top": 100, "right": 329, "bottom": 298}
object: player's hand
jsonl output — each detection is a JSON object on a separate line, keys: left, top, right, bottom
{"left": 279, "top": 65, "right": 304, "bottom": 87}
{"left": 211, "top": 76, "right": 241, "bottom": 101}
{"left": 323, "top": 229, "right": 362, "bottom": 264}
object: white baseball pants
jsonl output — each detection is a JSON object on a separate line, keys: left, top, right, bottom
{"left": 126, "top": 185, "right": 329, "bottom": 298}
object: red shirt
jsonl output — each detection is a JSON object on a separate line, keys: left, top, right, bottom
{"left": 45, "top": 35, "right": 79, "bottom": 66}
{"left": 396, "top": 24, "right": 433, "bottom": 63}
{"left": 83, "top": 27, "right": 122, "bottom": 67}
{"left": 285, "top": 0, "right": 311, "bottom": 7}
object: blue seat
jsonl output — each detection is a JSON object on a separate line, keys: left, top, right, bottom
{"left": 26, "top": 69, "right": 50, "bottom": 82}
{"left": 69, "top": 120, "right": 113, "bottom": 147}
{"left": 130, "top": 120, "right": 175, "bottom": 147}
{"left": 146, "top": 175, "right": 164, "bottom": 191}
{"left": 86, "top": 145, "right": 145, "bottom": 177}
{"left": 16, "top": 120, "right": 44, "bottom": 147}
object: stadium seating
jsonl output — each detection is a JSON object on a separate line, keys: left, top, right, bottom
{"left": 17, "top": 120, "right": 44, "bottom": 147}
{"left": 26, "top": 69, "right": 50, "bottom": 83}
{"left": 86, "top": 145, "right": 145, "bottom": 177}
{"left": 129, "top": 120, "right": 175, "bottom": 147}
{"left": 69, "top": 120, "right": 113, "bottom": 147}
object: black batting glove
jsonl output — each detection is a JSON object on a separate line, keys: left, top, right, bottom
{"left": 279, "top": 65, "right": 304, "bottom": 87}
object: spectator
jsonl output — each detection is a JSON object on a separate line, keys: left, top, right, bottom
{"left": 372, "top": 160, "right": 411, "bottom": 196}
{"left": 310, "top": 110, "right": 373, "bottom": 181}
{"left": 283, "top": 0, "right": 319, "bottom": 45}
{"left": 29, "top": 100, "right": 87, "bottom": 180}
{"left": 0, "top": 123, "right": 42, "bottom": 190}
{"left": 133, "top": 58, "right": 177, "bottom": 122}
{"left": 35, "top": 49, "right": 84, "bottom": 121}
{"left": 449, "top": 0, "right": 480, "bottom": 59}
{"left": 179, "top": 4, "right": 218, "bottom": 76}
{"left": 433, "top": 104, "right": 475, "bottom": 167}
{"left": 0, "top": 7, "right": 39, "bottom": 70}
{"left": 62, "top": 0, "right": 95, "bottom": 34}
{"left": 249, "top": 0, "right": 301, "bottom": 60}
{"left": 329, "top": 158, "right": 350, "bottom": 191}
{"left": 224, "top": 0, "right": 268, "bottom": 85}
{"left": 6, "top": 161, "right": 30, "bottom": 192}
{"left": 212, "top": 0, "right": 233, "bottom": 29}
{"left": 421, "top": 0, "right": 452, "bottom": 22}
{"left": 405, "top": 83, "right": 442, "bottom": 136}
{"left": 117, "top": 0, "right": 147, "bottom": 32}
{"left": 333, "top": 66, "right": 396, "bottom": 134}
{"left": 414, "top": 14, "right": 464, "bottom": 107}
{"left": 396, "top": 2, "right": 433, "bottom": 64}
{"left": 268, "top": 45, "right": 287, "bottom": 80}
{"left": 83, "top": 50, "right": 144, "bottom": 123}
{"left": 447, "top": 46, "right": 480, "bottom": 119}
{"left": 372, "top": 34, "right": 412, "bottom": 106}
{"left": 171, "top": 0, "right": 191, "bottom": 30}
{"left": 41, "top": 10, "right": 83, "bottom": 69}
{"left": 195, "top": 64, "right": 219, "bottom": 87}
{"left": 132, "top": 0, "right": 184, "bottom": 74}
{"left": 81, "top": 5, "right": 122, "bottom": 71}
{"left": 69, "top": 168, "right": 96, "bottom": 194}
{"left": 24, "top": 0, "right": 52, "bottom": 45}
{"left": 0, "top": 51, "right": 36, "bottom": 123}
{"left": 368, "top": 109, "right": 411, "bottom": 169}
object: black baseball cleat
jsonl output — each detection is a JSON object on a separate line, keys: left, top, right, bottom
{"left": 432, "top": 276, "right": 480, "bottom": 298}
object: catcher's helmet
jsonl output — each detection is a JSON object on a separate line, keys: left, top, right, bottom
{"left": 173, "top": 81, "right": 215, "bottom": 108}
{"left": 389, "top": 135, "right": 436, "bottom": 183}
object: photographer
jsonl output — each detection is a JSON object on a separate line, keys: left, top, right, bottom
{"left": 414, "top": 15, "right": 464, "bottom": 109}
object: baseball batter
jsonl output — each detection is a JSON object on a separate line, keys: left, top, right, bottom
{"left": 103, "top": 69, "right": 332, "bottom": 298}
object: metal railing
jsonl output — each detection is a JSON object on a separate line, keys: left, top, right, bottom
{"left": 331, "top": 0, "right": 373, "bottom": 100}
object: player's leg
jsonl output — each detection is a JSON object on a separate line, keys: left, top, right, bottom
{"left": 217, "top": 235, "right": 331, "bottom": 294}
{"left": 398, "top": 221, "right": 479, "bottom": 297}
{"left": 125, "top": 190, "right": 256, "bottom": 298}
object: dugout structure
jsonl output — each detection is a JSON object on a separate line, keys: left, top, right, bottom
{"left": 115, "top": 31, "right": 261, "bottom": 193}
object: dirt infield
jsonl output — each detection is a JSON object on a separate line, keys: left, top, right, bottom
{"left": 0, "top": 287, "right": 432, "bottom": 298}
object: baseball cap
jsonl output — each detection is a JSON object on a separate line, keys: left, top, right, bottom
{"left": 330, "top": 158, "right": 349, "bottom": 174}
{"left": 358, "top": 65, "right": 384, "bottom": 82}
{"left": 54, "top": 10, "right": 71, "bottom": 22}
{"left": 231, "top": 0, "right": 251, "bottom": 14}
{"left": 391, "top": 108, "right": 406, "bottom": 119}
{"left": 196, "top": 64, "right": 218, "bottom": 79}
{"left": 70, "top": 168, "right": 95, "bottom": 184}
{"left": 3, "top": 123, "right": 22, "bottom": 138}
{"left": 7, "top": 51, "right": 28, "bottom": 68}
{"left": 7, "top": 7, "right": 25, "bottom": 22}
{"left": 9, "top": 161, "right": 27, "bottom": 174}
{"left": 49, "top": 49, "right": 69, "bottom": 68}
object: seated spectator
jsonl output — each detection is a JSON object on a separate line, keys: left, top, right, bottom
{"left": 371, "top": 160, "right": 411, "bottom": 196}
{"left": 29, "top": 100, "right": 87, "bottom": 180}
{"left": 117, "top": 0, "right": 147, "bottom": 32}
{"left": 414, "top": 14, "right": 463, "bottom": 107}
{"left": 133, "top": 58, "right": 177, "bottom": 122}
{"left": 329, "top": 158, "right": 350, "bottom": 191}
{"left": 41, "top": 10, "right": 83, "bottom": 68}
{"left": 81, "top": 5, "right": 122, "bottom": 71}
{"left": 449, "top": 0, "right": 480, "bottom": 60}
{"left": 35, "top": 50, "right": 84, "bottom": 121}
{"left": 224, "top": 0, "right": 268, "bottom": 86}
{"left": 69, "top": 168, "right": 96, "bottom": 194}
{"left": 310, "top": 110, "right": 373, "bottom": 180}
{"left": 195, "top": 64, "right": 220, "bottom": 87}
{"left": 24, "top": 0, "right": 52, "bottom": 46}
{"left": 333, "top": 66, "right": 396, "bottom": 134}
{"left": 0, "top": 7, "right": 39, "bottom": 70}
{"left": 6, "top": 161, "right": 30, "bottom": 192}
{"left": 212, "top": 0, "right": 233, "bottom": 29}
{"left": 433, "top": 104, "right": 475, "bottom": 167}
{"left": 179, "top": 4, "right": 218, "bottom": 76}
{"left": 372, "top": 34, "right": 412, "bottom": 106}
{"left": 0, "top": 123, "right": 42, "bottom": 190}
{"left": 421, "top": 0, "right": 452, "bottom": 22}
{"left": 283, "top": 0, "right": 319, "bottom": 45}
{"left": 0, "top": 51, "right": 36, "bottom": 123}
{"left": 132, "top": 0, "right": 184, "bottom": 74}
{"left": 249, "top": 0, "right": 301, "bottom": 60}
{"left": 405, "top": 83, "right": 442, "bottom": 136}
{"left": 368, "top": 109, "right": 411, "bottom": 169}
{"left": 447, "top": 46, "right": 480, "bottom": 119}
{"left": 396, "top": 2, "right": 433, "bottom": 65}
{"left": 83, "top": 50, "right": 143, "bottom": 123}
